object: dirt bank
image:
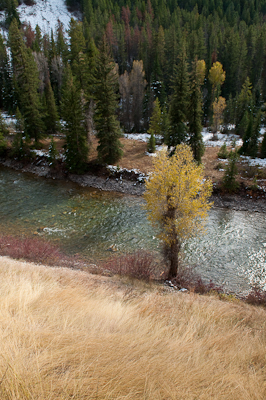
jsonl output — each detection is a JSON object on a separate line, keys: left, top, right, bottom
{"left": 1, "top": 156, "right": 266, "bottom": 213}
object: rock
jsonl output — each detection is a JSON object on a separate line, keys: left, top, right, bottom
{"left": 107, "top": 244, "right": 117, "bottom": 252}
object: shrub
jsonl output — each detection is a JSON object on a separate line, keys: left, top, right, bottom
{"left": 217, "top": 142, "right": 228, "bottom": 159}
{"left": 171, "top": 264, "right": 223, "bottom": 294}
{"left": 0, "top": 235, "right": 62, "bottom": 265}
{"left": 104, "top": 250, "right": 161, "bottom": 281}
{"left": 246, "top": 287, "right": 266, "bottom": 307}
{"left": 147, "top": 131, "right": 156, "bottom": 153}
{"left": 221, "top": 150, "right": 240, "bottom": 192}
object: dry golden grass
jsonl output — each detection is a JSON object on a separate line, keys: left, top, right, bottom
{"left": 0, "top": 256, "right": 266, "bottom": 399}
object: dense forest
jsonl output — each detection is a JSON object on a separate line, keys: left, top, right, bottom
{"left": 0, "top": 0, "right": 266, "bottom": 170}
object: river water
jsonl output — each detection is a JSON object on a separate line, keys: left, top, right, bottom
{"left": 0, "top": 166, "right": 266, "bottom": 294}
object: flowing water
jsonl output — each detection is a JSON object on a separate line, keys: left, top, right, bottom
{"left": 0, "top": 166, "right": 266, "bottom": 293}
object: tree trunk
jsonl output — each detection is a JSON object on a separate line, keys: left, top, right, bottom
{"left": 167, "top": 236, "right": 180, "bottom": 279}
{"left": 164, "top": 196, "right": 180, "bottom": 280}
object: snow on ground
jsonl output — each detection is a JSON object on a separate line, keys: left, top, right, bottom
{"left": 124, "top": 133, "right": 151, "bottom": 142}
{"left": 18, "top": 0, "right": 76, "bottom": 34}
{"left": 2, "top": 111, "right": 16, "bottom": 128}
{"left": 201, "top": 128, "right": 243, "bottom": 147}
{"left": 0, "top": 0, "right": 76, "bottom": 37}
{"left": 239, "top": 155, "right": 266, "bottom": 168}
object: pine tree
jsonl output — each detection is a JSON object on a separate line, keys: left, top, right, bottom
{"left": 236, "top": 110, "right": 249, "bottom": 138}
{"left": 222, "top": 150, "right": 240, "bottom": 193}
{"left": 48, "top": 137, "right": 59, "bottom": 167}
{"left": 147, "top": 131, "right": 156, "bottom": 153}
{"left": 93, "top": 37, "right": 123, "bottom": 165}
{"left": 11, "top": 107, "right": 29, "bottom": 159}
{"left": 43, "top": 80, "right": 60, "bottom": 134}
{"left": 248, "top": 109, "right": 261, "bottom": 157}
{"left": 0, "top": 33, "right": 13, "bottom": 111}
{"left": 61, "top": 68, "right": 89, "bottom": 173}
{"left": 168, "top": 46, "right": 189, "bottom": 152}
{"left": 148, "top": 98, "right": 162, "bottom": 137}
{"left": 188, "top": 60, "right": 205, "bottom": 164}
{"left": 9, "top": 19, "right": 44, "bottom": 142}
{"left": 261, "top": 131, "right": 266, "bottom": 158}
{"left": 68, "top": 18, "right": 86, "bottom": 85}
{"left": 240, "top": 110, "right": 261, "bottom": 157}
{"left": 5, "top": 0, "right": 20, "bottom": 27}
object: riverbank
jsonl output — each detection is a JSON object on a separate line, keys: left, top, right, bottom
{"left": 1, "top": 155, "right": 266, "bottom": 213}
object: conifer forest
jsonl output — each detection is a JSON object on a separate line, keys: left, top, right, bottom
{"left": 1, "top": 0, "right": 266, "bottom": 170}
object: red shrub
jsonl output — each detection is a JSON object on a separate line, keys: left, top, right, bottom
{"left": 104, "top": 250, "right": 160, "bottom": 281}
{"left": 246, "top": 287, "right": 266, "bottom": 307}
{"left": 0, "top": 235, "right": 62, "bottom": 265}
{"left": 172, "top": 264, "right": 223, "bottom": 294}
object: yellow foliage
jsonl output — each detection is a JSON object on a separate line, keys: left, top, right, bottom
{"left": 213, "top": 96, "right": 226, "bottom": 133}
{"left": 209, "top": 61, "right": 226, "bottom": 88}
{"left": 196, "top": 59, "right": 206, "bottom": 86}
{"left": 144, "top": 144, "right": 212, "bottom": 246}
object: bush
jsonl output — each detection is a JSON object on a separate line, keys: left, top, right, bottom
{"left": 221, "top": 150, "right": 240, "bottom": 192}
{"left": 171, "top": 264, "right": 223, "bottom": 294}
{"left": 147, "top": 131, "right": 156, "bottom": 153}
{"left": 246, "top": 287, "right": 266, "bottom": 307}
{"left": 104, "top": 250, "right": 160, "bottom": 281}
{"left": 0, "top": 235, "right": 62, "bottom": 265}
{"left": 218, "top": 142, "right": 228, "bottom": 159}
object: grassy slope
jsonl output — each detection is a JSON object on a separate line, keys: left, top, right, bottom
{"left": 0, "top": 256, "right": 266, "bottom": 399}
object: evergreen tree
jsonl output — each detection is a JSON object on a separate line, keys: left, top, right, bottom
{"left": 5, "top": 0, "right": 20, "bottom": 27}
{"left": 148, "top": 98, "right": 162, "bottom": 137}
{"left": 222, "top": 150, "right": 240, "bottom": 193}
{"left": 248, "top": 109, "right": 261, "bottom": 157}
{"left": 240, "top": 110, "right": 261, "bottom": 157}
{"left": 48, "top": 137, "right": 59, "bottom": 167}
{"left": 9, "top": 19, "right": 44, "bottom": 142}
{"left": 147, "top": 131, "right": 156, "bottom": 153}
{"left": 93, "top": 37, "right": 123, "bottom": 165}
{"left": 261, "top": 131, "right": 266, "bottom": 158}
{"left": 43, "top": 80, "right": 60, "bottom": 134}
{"left": 11, "top": 107, "right": 29, "bottom": 159}
{"left": 0, "top": 33, "right": 13, "bottom": 111}
{"left": 188, "top": 60, "right": 205, "bottom": 164}
{"left": 61, "top": 68, "right": 89, "bottom": 173}
{"left": 236, "top": 77, "right": 253, "bottom": 129}
{"left": 167, "top": 46, "right": 189, "bottom": 152}
{"left": 236, "top": 110, "right": 249, "bottom": 138}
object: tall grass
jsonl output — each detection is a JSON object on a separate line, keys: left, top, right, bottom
{"left": 0, "top": 256, "right": 266, "bottom": 399}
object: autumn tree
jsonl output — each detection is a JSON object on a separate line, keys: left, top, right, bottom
{"left": 144, "top": 144, "right": 212, "bottom": 279}
{"left": 212, "top": 96, "right": 226, "bottom": 134}
{"left": 209, "top": 61, "right": 226, "bottom": 101}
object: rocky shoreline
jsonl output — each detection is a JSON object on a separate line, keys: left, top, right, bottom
{"left": 1, "top": 155, "right": 266, "bottom": 213}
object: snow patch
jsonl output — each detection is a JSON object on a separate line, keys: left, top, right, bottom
{"left": 17, "top": 0, "right": 76, "bottom": 35}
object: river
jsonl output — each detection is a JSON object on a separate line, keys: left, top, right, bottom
{"left": 0, "top": 165, "right": 265, "bottom": 294}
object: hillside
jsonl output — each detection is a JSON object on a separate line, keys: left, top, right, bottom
{"left": 0, "top": 255, "right": 266, "bottom": 399}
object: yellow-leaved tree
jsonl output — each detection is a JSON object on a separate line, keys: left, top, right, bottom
{"left": 144, "top": 144, "right": 212, "bottom": 279}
